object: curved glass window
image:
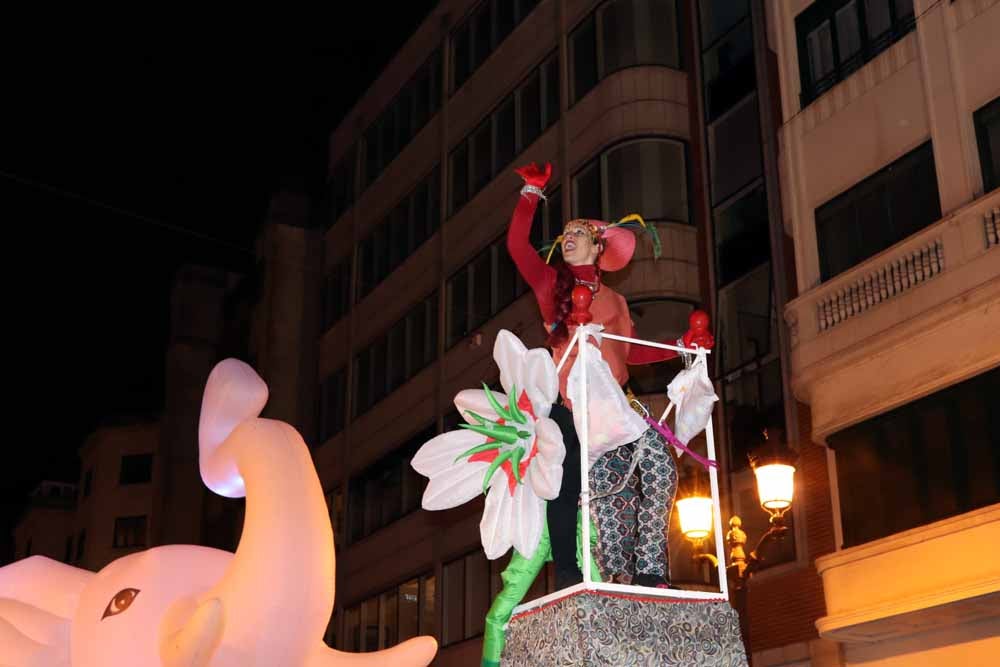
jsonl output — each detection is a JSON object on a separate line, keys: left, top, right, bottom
{"left": 570, "top": 0, "right": 681, "bottom": 103}
{"left": 572, "top": 138, "right": 689, "bottom": 225}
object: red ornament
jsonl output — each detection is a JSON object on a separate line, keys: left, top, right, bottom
{"left": 688, "top": 309, "right": 709, "bottom": 333}
{"left": 570, "top": 285, "right": 593, "bottom": 324}
{"left": 682, "top": 310, "right": 713, "bottom": 349}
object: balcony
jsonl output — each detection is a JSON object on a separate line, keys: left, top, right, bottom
{"left": 815, "top": 505, "right": 1000, "bottom": 643}
{"left": 784, "top": 190, "right": 1000, "bottom": 442}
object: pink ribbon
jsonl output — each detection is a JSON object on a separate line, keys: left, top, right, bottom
{"left": 645, "top": 417, "right": 718, "bottom": 470}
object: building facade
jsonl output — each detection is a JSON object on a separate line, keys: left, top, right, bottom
{"left": 12, "top": 481, "right": 78, "bottom": 564}
{"left": 72, "top": 418, "right": 160, "bottom": 571}
{"left": 761, "top": 0, "right": 1000, "bottom": 664}
{"left": 300, "top": 0, "right": 1000, "bottom": 665}
{"left": 316, "top": 0, "right": 711, "bottom": 662}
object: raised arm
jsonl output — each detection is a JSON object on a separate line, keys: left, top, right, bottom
{"left": 508, "top": 163, "right": 558, "bottom": 322}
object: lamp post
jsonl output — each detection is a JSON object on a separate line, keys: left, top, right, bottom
{"left": 676, "top": 427, "right": 797, "bottom": 653}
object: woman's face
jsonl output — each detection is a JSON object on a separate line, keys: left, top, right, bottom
{"left": 562, "top": 222, "right": 600, "bottom": 266}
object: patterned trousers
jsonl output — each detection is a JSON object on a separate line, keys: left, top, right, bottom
{"left": 589, "top": 428, "right": 678, "bottom": 580}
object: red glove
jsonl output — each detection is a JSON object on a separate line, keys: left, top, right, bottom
{"left": 515, "top": 162, "right": 552, "bottom": 190}
{"left": 681, "top": 310, "right": 715, "bottom": 350}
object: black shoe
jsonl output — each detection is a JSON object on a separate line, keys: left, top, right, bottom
{"left": 633, "top": 573, "right": 668, "bottom": 588}
{"left": 555, "top": 568, "right": 583, "bottom": 590}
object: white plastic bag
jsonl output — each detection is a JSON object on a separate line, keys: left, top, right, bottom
{"left": 667, "top": 355, "right": 718, "bottom": 449}
{"left": 567, "top": 326, "right": 648, "bottom": 467}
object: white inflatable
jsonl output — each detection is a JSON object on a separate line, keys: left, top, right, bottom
{"left": 411, "top": 330, "right": 566, "bottom": 560}
{"left": 0, "top": 359, "right": 438, "bottom": 667}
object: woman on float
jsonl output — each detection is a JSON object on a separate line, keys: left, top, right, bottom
{"left": 508, "top": 161, "right": 715, "bottom": 589}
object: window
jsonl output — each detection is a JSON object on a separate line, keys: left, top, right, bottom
{"left": 570, "top": 0, "right": 682, "bottom": 103}
{"left": 974, "top": 96, "right": 1000, "bottom": 193}
{"left": 815, "top": 141, "right": 940, "bottom": 281}
{"left": 829, "top": 367, "right": 1000, "bottom": 548}
{"left": 571, "top": 138, "right": 689, "bottom": 225}
{"left": 446, "top": 236, "right": 532, "bottom": 347}
{"left": 119, "top": 453, "right": 153, "bottom": 485}
{"left": 363, "top": 50, "right": 442, "bottom": 188}
{"left": 442, "top": 549, "right": 549, "bottom": 646}
{"left": 449, "top": 54, "right": 560, "bottom": 215}
{"left": 75, "top": 530, "right": 86, "bottom": 563}
{"left": 357, "top": 167, "right": 441, "bottom": 300}
{"left": 716, "top": 262, "right": 777, "bottom": 376}
{"left": 699, "top": 0, "right": 749, "bottom": 46}
{"left": 348, "top": 425, "right": 435, "bottom": 543}
{"left": 702, "top": 17, "right": 755, "bottom": 122}
{"left": 113, "top": 516, "right": 147, "bottom": 548}
{"left": 353, "top": 293, "right": 438, "bottom": 417}
{"left": 530, "top": 187, "right": 564, "bottom": 250}
{"left": 341, "top": 574, "right": 436, "bottom": 650}
{"left": 708, "top": 93, "right": 762, "bottom": 206}
{"left": 626, "top": 299, "right": 693, "bottom": 394}
{"left": 82, "top": 468, "right": 93, "bottom": 498}
{"left": 796, "top": 0, "right": 915, "bottom": 107}
{"left": 323, "top": 258, "right": 352, "bottom": 330}
{"left": 714, "top": 185, "right": 769, "bottom": 286}
{"left": 320, "top": 368, "right": 347, "bottom": 443}
{"left": 450, "top": 0, "right": 542, "bottom": 91}
{"left": 329, "top": 146, "right": 358, "bottom": 225}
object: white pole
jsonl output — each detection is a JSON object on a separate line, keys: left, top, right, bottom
{"left": 702, "top": 349, "right": 729, "bottom": 598}
{"left": 600, "top": 332, "right": 711, "bottom": 355}
{"left": 577, "top": 328, "right": 592, "bottom": 588}
{"left": 555, "top": 327, "right": 582, "bottom": 376}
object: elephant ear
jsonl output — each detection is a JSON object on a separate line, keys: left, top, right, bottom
{"left": 198, "top": 358, "right": 269, "bottom": 498}
{"left": 0, "top": 556, "right": 91, "bottom": 621}
{"left": 0, "top": 556, "right": 87, "bottom": 667}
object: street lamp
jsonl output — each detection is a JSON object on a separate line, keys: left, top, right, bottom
{"left": 676, "top": 427, "right": 796, "bottom": 655}
{"left": 676, "top": 427, "right": 797, "bottom": 587}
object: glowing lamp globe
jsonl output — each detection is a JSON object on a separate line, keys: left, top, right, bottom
{"left": 753, "top": 463, "right": 795, "bottom": 514}
{"left": 676, "top": 495, "right": 714, "bottom": 541}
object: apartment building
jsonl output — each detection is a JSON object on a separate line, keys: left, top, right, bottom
{"left": 307, "top": 0, "right": 999, "bottom": 665}
{"left": 315, "top": 0, "right": 716, "bottom": 663}
{"left": 12, "top": 481, "right": 77, "bottom": 564}
{"left": 759, "top": 0, "right": 1000, "bottom": 665}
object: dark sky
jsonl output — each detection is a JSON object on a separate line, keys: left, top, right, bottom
{"left": 1, "top": 5, "right": 439, "bottom": 553}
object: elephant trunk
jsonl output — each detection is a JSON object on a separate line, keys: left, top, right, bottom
{"left": 173, "top": 360, "right": 335, "bottom": 663}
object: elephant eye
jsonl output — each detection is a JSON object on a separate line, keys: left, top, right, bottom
{"left": 102, "top": 588, "right": 140, "bottom": 620}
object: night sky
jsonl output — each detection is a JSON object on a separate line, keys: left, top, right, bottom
{"left": 1, "top": 5, "right": 438, "bottom": 555}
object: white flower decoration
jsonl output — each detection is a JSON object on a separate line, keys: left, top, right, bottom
{"left": 411, "top": 330, "right": 565, "bottom": 560}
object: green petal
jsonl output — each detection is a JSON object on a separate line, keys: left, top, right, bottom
{"left": 459, "top": 423, "right": 518, "bottom": 445}
{"left": 507, "top": 385, "right": 528, "bottom": 425}
{"left": 454, "top": 442, "right": 501, "bottom": 463}
{"left": 464, "top": 409, "right": 489, "bottom": 425}
{"left": 483, "top": 450, "right": 515, "bottom": 494}
{"left": 483, "top": 384, "right": 514, "bottom": 422}
{"left": 510, "top": 445, "right": 525, "bottom": 484}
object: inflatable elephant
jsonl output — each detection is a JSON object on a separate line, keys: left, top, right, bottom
{"left": 0, "top": 359, "right": 438, "bottom": 667}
